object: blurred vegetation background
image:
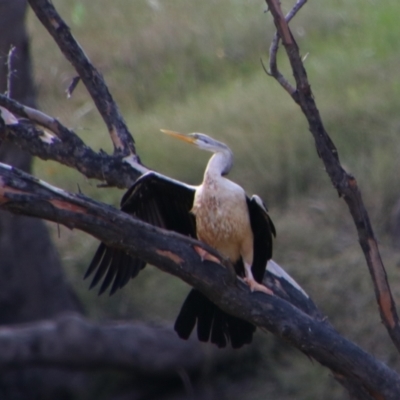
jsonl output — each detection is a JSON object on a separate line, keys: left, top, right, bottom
{"left": 26, "top": 0, "right": 400, "bottom": 398}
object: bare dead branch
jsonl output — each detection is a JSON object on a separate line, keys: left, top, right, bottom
{"left": 0, "top": 93, "right": 85, "bottom": 140}
{"left": 26, "top": 0, "right": 137, "bottom": 157}
{"left": 0, "top": 111, "right": 147, "bottom": 188}
{"left": 66, "top": 76, "right": 80, "bottom": 98}
{"left": 1, "top": 164, "right": 400, "bottom": 399}
{"left": 286, "top": 0, "right": 308, "bottom": 22}
{"left": 0, "top": 313, "right": 204, "bottom": 374}
{"left": 267, "top": 0, "right": 307, "bottom": 97}
{"left": 265, "top": 0, "right": 400, "bottom": 353}
{"left": 6, "top": 45, "right": 16, "bottom": 98}
{"left": 267, "top": 36, "right": 296, "bottom": 96}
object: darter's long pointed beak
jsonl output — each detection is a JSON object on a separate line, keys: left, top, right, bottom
{"left": 160, "top": 129, "right": 196, "bottom": 144}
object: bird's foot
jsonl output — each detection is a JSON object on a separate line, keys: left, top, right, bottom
{"left": 193, "top": 245, "right": 221, "bottom": 264}
{"left": 243, "top": 277, "right": 274, "bottom": 295}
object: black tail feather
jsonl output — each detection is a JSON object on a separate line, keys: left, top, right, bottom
{"left": 174, "top": 289, "right": 256, "bottom": 348}
{"left": 174, "top": 289, "right": 201, "bottom": 340}
{"left": 227, "top": 313, "right": 254, "bottom": 348}
{"left": 210, "top": 307, "right": 228, "bottom": 348}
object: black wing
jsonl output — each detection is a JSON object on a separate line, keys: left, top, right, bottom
{"left": 246, "top": 195, "right": 276, "bottom": 283}
{"left": 85, "top": 171, "right": 196, "bottom": 295}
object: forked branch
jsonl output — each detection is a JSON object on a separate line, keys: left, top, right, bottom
{"left": 265, "top": 0, "right": 400, "bottom": 352}
{"left": 27, "top": 0, "right": 138, "bottom": 158}
{"left": 0, "top": 95, "right": 147, "bottom": 188}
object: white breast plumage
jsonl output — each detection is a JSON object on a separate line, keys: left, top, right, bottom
{"left": 192, "top": 175, "right": 253, "bottom": 262}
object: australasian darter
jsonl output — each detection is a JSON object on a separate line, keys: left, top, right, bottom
{"left": 85, "top": 130, "right": 276, "bottom": 348}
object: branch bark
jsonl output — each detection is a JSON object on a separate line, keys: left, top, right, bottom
{"left": 0, "top": 313, "right": 203, "bottom": 374}
{"left": 0, "top": 163, "right": 399, "bottom": 400}
{"left": 0, "top": 97, "right": 147, "bottom": 188}
{"left": 27, "top": 0, "right": 138, "bottom": 158}
{"left": 265, "top": 0, "right": 400, "bottom": 353}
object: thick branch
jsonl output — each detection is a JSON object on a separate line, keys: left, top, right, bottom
{"left": 0, "top": 313, "right": 203, "bottom": 374}
{"left": 27, "top": 0, "right": 137, "bottom": 157}
{"left": 265, "top": 0, "right": 400, "bottom": 352}
{"left": 1, "top": 164, "right": 400, "bottom": 399}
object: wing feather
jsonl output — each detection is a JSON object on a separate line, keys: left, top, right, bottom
{"left": 85, "top": 172, "right": 196, "bottom": 295}
{"left": 246, "top": 195, "right": 276, "bottom": 283}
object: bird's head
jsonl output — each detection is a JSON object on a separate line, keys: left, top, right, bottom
{"left": 160, "top": 129, "right": 230, "bottom": 154}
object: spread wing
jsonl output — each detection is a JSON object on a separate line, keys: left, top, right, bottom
{"left": 85, "top": 171, "right": 196, "bottom": 295}
{"left": 246, "top": 195, "right": 276, "bottom": 283}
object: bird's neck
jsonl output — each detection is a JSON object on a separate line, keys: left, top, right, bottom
{"left": 204, "top": 150, "right": 233, "bottom": 181}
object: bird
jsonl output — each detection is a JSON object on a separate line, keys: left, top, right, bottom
{"left": 85, "top": 129, "right": 276, "bottom": 348}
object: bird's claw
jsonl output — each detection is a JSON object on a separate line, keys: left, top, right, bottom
{"left": 194, "top": 246, "right": 236, "bottom": 283}
{"left": 194, "top": 245, "right": 221, "bottom": 264}
{"left": 243, "top": 277, "right": 274, "bottom": 296}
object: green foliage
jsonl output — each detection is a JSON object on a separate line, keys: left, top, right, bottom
{"left": 70, "top": 2, "right": 86, "bottom": 26}
{"left": 27, "top": 0, "right": 400, "bottom": 398}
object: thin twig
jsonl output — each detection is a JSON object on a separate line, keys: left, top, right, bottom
{"left": 286, "top": 0, "right": 308, "bottom": 23}
{"left": 265, "top": 0, "right": 400, "bottom": 352}
{"left": 66, "top": 76, "right": 81, "bottom": 98}
{"left": 267, "top": 35, "right": 297, "bottom": 97}
{"left": 6, "top": 46, "right": 16, "bottom": 98}
{"left": 267, "top": 0, "right": 308, "bottom": 96}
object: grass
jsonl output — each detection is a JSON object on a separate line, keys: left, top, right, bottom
{"left": 26, "top": 0, "right": 400, "bottom": 398}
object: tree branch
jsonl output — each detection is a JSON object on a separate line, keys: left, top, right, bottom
{"left": 1, "top": 163, "right": 400, "bottom": 399}
{"left": 267, "top": 0, "right": 307, "bottom": 96}
{"left": 0, "top": 98, "right": 147, "bottom": 188}
{"left": 0, "top": 313, "right": 204, "bottom": 374}
{"left": 6, "top": 45, "right": 16, "bottom": 98}
{"left": 27, "top": 0, "right": 137, "bottom": 158}
{"left": 265, "top": 0, "right": 400, "bottom": 353}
